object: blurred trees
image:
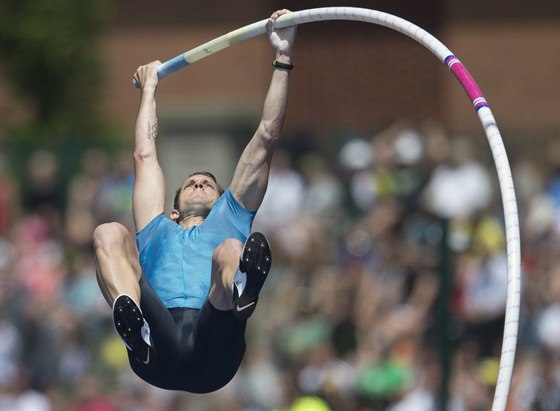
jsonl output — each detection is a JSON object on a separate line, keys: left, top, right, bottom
{"left": 0, "top": 0, "right": 119, "bottom": 176}
{"left": 1, "top": 0, "right": 109, "bottom": 126}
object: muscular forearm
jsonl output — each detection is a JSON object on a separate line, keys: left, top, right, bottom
{"left": 134, "top": 87, "right": 159, "bottom": 162}
{"left": 131, "top": 61, "right": 165, "bottom": 230}
{"left": 259, "top": 54, "right": 291, "bottom": 142}
{"left": 259, "top": 9, "right": 294, "bottom": 142}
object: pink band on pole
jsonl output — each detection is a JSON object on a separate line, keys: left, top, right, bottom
{"left": 445, "top": 55, "right": 488, "bottom": 111}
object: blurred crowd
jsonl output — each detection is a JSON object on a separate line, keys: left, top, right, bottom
{"left": 0, "top": 120, "right": 558, "bottom": 411}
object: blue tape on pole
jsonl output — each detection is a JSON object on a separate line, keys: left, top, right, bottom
{"left": 158, "top": 55, "right": 189, "bottom": 80}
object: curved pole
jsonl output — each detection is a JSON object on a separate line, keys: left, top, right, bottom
{"left": 135, "top": 8, "right": 521, "bottom": 410}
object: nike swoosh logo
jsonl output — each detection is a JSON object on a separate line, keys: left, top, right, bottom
{"left": 235, "top": 301, "right": 256, "bottom": 312}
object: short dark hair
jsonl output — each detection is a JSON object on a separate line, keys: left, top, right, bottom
{"left": 173, "top": 171, "right": 225, "bottom": 210}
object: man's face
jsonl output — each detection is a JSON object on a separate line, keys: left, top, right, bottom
{"left": 173, "top": 174, "right": 221, "bottom": 221}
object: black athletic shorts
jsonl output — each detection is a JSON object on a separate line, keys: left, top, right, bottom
{"left": 128, "top": 275, "right": 247, "bottom": 393}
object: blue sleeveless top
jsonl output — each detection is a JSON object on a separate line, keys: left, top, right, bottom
{"left": 136, "top": 189, "right": 256, "bottom": 309}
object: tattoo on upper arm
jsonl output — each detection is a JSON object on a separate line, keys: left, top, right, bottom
{"left": 147, "top": 122, "right": 158, "bottom": 140}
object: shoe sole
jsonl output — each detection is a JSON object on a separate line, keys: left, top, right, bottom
{"left": 234, "top": 232, "right": 272, "bottom": 320}
{"left": 113, "top": 295, "right": 150, "bottom": 364}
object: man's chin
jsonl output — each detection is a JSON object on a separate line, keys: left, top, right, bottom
{"left": 184, "top": 203, "right": 211, "bottom": 219}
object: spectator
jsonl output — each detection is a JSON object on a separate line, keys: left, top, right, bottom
{"left": 22, "top": 150, "right": 66, "bottom": 217}
{"left": 0, "top": 367, "right": 52, "bottom": 411}
{"left": 65, "top": 148, "right": 110, "bottom": 249}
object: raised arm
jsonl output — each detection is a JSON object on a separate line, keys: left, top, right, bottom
{"left": 229, "top": 9, "right": 297, "bottom": 211}
{"left": 131, "top": 61, "right": 166, "bottom": 231}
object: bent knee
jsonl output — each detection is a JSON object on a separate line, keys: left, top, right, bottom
{"left": 93, "top": 222, "right": 130, "bottom": 253}
{"left": 212, "top": 239, "right": 243, "bottom": 265}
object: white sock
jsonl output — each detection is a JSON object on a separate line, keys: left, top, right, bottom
{"left": 141, "top": 319, "right": 151, "bottom": 347}
{"left": 233, "top": 268, "right": 247, "bottom": 296}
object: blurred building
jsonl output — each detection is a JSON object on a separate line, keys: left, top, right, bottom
{"left": 96, "top": 0, "right": 559, "bottom": 137}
